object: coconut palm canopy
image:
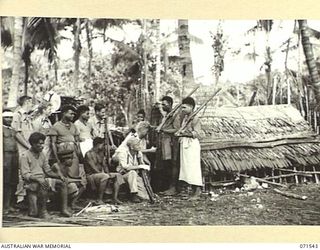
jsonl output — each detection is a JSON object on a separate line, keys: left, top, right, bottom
{"left": 199, "top": 104, "right": 320, "bottom": 174}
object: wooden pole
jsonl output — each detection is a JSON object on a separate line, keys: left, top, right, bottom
{"left": 278, "top": 170, "right": 282, "bottom": 183}
{"left": 271, "top": 168, "right": 275, "bottom": 183}
{"left": 293, "top": 167, "right": 299, "bottom": 184}
{"left": 273, "top": 188, "right": 307, "bottom": 200}
{"left": 302, "top": 166, "right": 307, "bottom": 183}
{"left": 239, "top": 174, "right": 287, "bottom": 188}
{"left": 264, "top": 173, "right": 312, "bottom": 180}
{"left": 313, "top": 166, "right": 319, "bottom": 184}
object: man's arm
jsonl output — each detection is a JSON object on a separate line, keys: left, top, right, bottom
{"left": 42, "top": 157, "right": 63, "bottom": 180}
{"left": 50, "top": 135, "right": 61, "bottom": 164}
{"left": 20, "top": 153, "right": 49, "bottom": 188}
{"left": 15, "top": 132, "right": 30, "bottom": 150}
{"left": 12, "top": 113, "right": 30, "bottom": 149}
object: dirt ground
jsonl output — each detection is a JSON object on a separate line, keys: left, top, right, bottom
{"left": 3, "top": 183, "right": 320, "bottom": 227}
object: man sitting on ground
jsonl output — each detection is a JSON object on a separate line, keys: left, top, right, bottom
{"left": 84, "top": 137, "right": 125, "bottom": 204}
{"left": 20, "top": 132, "right": 66, "bottom": 218}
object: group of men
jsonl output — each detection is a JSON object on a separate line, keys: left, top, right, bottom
{"left": 3, "top": 93, "right": 203, "bottom": 219}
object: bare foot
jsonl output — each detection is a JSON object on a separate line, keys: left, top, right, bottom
{"left": 61, "top": 209, "right": 72, "bottom": 217}
{"left": 162, "top": 187, "right": 177, "bottom": 196}
{"left": 113, "top": 199, "right": 123, "bottom": 205}
{"left": 95, "top": 200, "right": 105, "bottom": 206}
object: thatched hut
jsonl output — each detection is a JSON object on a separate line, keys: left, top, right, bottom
{"left": 199, "top": 104, "right": 320, "bottom": 183}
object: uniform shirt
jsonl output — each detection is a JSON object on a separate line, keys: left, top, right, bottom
{"left": 114, "top": 145, "right": 139, "bottom": 174}
{"left": 20, "top": 150, "right": 52, "bottom": 181}
{"left": 48, "top": 121, "right": 79, "bottom": 144}
{"left": 11, "top": 108, "right": 34, "bottom": 142}
{"left": 87, "top": 115, "right": 105, "bottom": 138}
{"left": 74, "top": 120, "right": 92, "bottom": 141}
{"left": 3, "top": 126, "right": 18, "bottom": 152}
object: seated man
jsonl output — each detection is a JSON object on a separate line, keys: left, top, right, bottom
{"left": 84, "top": 137, "right": 125, "bottom": 205}
{"left": 48, "top": 149, "right": 85, "bottom": 217}
{"left": 20, "top": 132, "right": 66, "bottom": 218}
{"left": 112, "top": 137, "right": 150, "bottom": 203}
{"left": 120, "top": 121, "right": 156, "bottom": 165}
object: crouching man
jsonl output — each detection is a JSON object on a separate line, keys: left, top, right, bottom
{"left": 48, "top": 149, "right": 85, "bottom": 217}
{"left": 84, "top": 137, "right": 125, "bottom": 205}
{"left": 20, "top": 132, "right": 66, "bottom": 218}
{"left": 112, "top": 137, "right": 150, "bottom": 203}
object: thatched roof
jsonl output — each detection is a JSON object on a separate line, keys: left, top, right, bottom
{"left": 200, "top": 104, "right": 320, "bottom": 173}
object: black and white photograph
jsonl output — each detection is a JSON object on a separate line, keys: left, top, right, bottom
{"left": 1, "top": 17, "right": 320, "bottom": 228}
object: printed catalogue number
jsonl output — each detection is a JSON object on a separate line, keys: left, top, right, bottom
{"left": 300, "top": 244, "right": 319, "bottom": 249}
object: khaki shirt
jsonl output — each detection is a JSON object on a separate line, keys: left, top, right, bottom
{"left": 12, "top": 109, "right": 34, "bottom": 142}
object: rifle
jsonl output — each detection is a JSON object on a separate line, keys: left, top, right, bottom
{"left": 157, "top": 85, "right": 200, "bottom": 131}
{"left": 140, "top": 169, "right": 157, "bottom": 204}
{"left": 176, "top": 87, "right": 222, "bottom": 135}
{"left": 104, "top": 115, "right": 111, "bottom": 167}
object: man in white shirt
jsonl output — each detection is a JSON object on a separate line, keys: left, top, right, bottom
{"left": 87, "top": 103, "right": 116, "bottom": 148}
{"left": 112, "top": 137, "right": 150, "bottom": 203}
{"left": 74, "top": 105, "right": 92, "bottom": 156}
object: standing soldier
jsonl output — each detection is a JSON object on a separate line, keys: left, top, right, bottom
{"left": 175, "top": 97, "right": 203, "bottom": 200}
{"left": 156, "top": 96, "right": 180, "bottom": 195}
{"left": 11, "top": 95, "right": 34, "bottom": 203}
{"left": 2, "top": 109, "right": 19, "bottom": 213}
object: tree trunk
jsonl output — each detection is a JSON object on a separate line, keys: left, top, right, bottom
{"left": 178, "top": 19, "right": 194, "bottom": 97}
{"left": 44, "top": 18, "right": 58, "bottom": 85}
{"left": 73, "top": 18, "right": 81, "bottom": 91}
{"left": 140, "top": 19, "right": 148, "bottom": 110}
{"left": 154, "top": 19, "right": 161, "bottom": 103}
{"left": 85, "top": 19, "right": 93, "bottom": 81}
{"left": 7, "top": 17, "right": 23, "bottom": 107}
{"left": 298, "top": 20, "right": 320, "bottom": 106}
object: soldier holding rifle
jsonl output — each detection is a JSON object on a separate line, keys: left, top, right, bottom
{"left": 175, "top": 88, "right": 222, "bottom": 200}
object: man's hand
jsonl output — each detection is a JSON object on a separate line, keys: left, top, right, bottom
{"left": 149, "top": 146, "right": 157, "bottom": 153}
{"left": 111, "top": 144, "right": 117, "bottom": 150}
{"left": 174, "top": 131, "right": 182, "bottom": 137}
{"left": 36, "top": 178, "right": 49, "bottom": 189}
{"left": 59, "top": 175, "right": 67, "bottom": 183}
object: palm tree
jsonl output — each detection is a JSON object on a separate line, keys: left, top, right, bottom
{"left": 6, "top": 17, "right": 23, "bottom": 107}
{"left": 85, "top": 19, "right": 93, "bottom": 81}
{"left": 73, "top": 18, "right": 82, "bottom": 91}
{"left": 154, "top": 19, "right": 161, "bottom": 103}
{"left": 178, "top": 19, "right": 194, "bottom": 97}
{"left": 3, "top": 17, "right": 60, "bottom": 107}
{"left": 298, "top": 20, "right": 320, "bottom": 106}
